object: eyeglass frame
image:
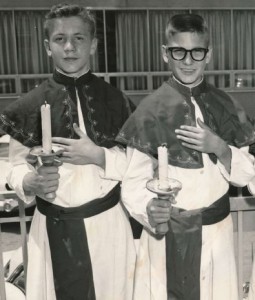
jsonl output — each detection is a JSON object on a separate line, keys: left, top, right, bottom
{"left": 163, "top": 46, "right": 209, "bottom": 62}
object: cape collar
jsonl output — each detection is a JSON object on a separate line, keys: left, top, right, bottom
{"left": 53, "top": 69, "right": 94, "bottom": 86}
{"left": 167, "top": 74, "right": 208, "bottom": 98}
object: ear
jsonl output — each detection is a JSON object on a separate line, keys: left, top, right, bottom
{"left": 161, "top": 45, "right": 169, "bottom": 63}
{"left": 44, "top": 39, "right": 52, "bottom": 57}
{"left": 90, "top": 38, "right": 98, "bottom": 56}
{"left": 205, "top": 46, "right": 212, "bottom": 64}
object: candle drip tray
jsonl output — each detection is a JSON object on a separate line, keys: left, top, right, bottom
{"left": 30, "top": 144, "right": 64, "bottom": 158}
{"left": 146, "top": 178, "right": 182, "bottom": 196}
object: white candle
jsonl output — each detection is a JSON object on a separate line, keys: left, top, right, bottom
{"left": 41, "top": 102, "right": 52, "bottom": 154}
{"left": 158, "top": 144, "right": 169, "bottom": 190}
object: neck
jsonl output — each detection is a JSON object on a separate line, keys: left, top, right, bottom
{"left": 55, "top": 68, "right": 90, "bottom": 79}
{"left": 173, "top": 75, "right": 203, "bottom": 89}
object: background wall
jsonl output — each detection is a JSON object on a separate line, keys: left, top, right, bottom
{"left": 1, "top": 0, "right": 255, "bottom": 8}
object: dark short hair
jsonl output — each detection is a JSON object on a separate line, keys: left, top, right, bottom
{"left": 165, "top": 14, "right": 210, "bottom": 46}
{"left": 44, "top": 3, "right": 96, "bottom": 39}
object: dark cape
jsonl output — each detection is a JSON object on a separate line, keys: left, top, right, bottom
{"left": 0, "top": 69, "right": 134, "bottom": 149}
{"left": 116, "top": 75, "right": 255, "bottom": 168}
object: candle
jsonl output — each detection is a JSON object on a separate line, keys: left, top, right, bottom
{"left": 158, "top": 144, "right": 169, "bottom": 190}
{"left": 41, "top": 102, "right": 52, "bottom": 154}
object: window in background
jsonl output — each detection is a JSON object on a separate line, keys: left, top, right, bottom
{"left": 0, "top": 11, "right": 16, "bottom": 94}
{"left": 149, "top": 9, "right": 189, "bottom": 89}
{"left": 1, "top": 8, "right": 255, "bottom": 96}
{"left": 107, "top": 10, "right": 149, "bottom": 91}
{"left": 233, "top": 10, "right": 255, "bottom": 88}
{"left": 192, "top": 10, "right": 232, "bottom": 88}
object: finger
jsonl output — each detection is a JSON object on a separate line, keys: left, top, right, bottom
{"left": 52, "top": 137, "right": 72, "bottom": 146}
{"left": 58, "top": 156, "right": 74, "bottom": 164}
{"left": 152, "top": 218, "right": 170, "bottom": 223}
{"left": 26, "top": 154, "right": 38, "bottom": 165}
{"left": 45, "top": 192, "right": 56, "bottom": 200}
{"left": 53, "top": 158, "right": 63, "bottom": 167}
{"left": 150, "top": 212, "right": 171, "bottom": 219}
{"left": 44, "top": 184, "right": 59, "bottom": 192}
{"left": 150, "top": 206, "right": 171, "bottom": 213}
{"left": 45, "top": 179, "right": 59, "bottom": 188}
{"left": 178, "top": 125, "right": 201, "bottom": 133}
{"left": 176, "top": 135, "right": 200, "bottom": 145}
{"left": 46, "top": 173, "right": 60, "bottom": 181}
{"left": 61, "top": 151, "right": 72, "bottom": 158}
{"left": 181, "top": 142, "right": 202, "bottom": 151}
{"left": 175, "top": 130, "right": 200, "bottom": 138}
{"left": 73, "top": 123, "right": 86, "bottom": 138}
{"left": 38, "top": 166, "right": 59, "bottom": 175}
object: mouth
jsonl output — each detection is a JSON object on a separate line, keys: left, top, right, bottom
{"left": 180, "top": 69, "right": 196, "bottom": 75}
{"left": 64, "top": 57, "right": 78, "bottom": 62}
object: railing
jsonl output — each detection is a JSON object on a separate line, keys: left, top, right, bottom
{"left": 0, "top": 194, "right": 32, "bottom": 300}
{"left": 1, "top": 69, "right": 255, "bottom": 100}
{"left": 231, "top": 194, "right": 255, "bottom": 300}
{"left": 0, "top": 192, "right": 254, "bottom": 299}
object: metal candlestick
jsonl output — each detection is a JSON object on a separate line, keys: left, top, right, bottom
{"left": 29, "top": 144, "right": 64, "bottom": 199}
{"left": 146, "top": 178, "right": 182, "bottom": 235}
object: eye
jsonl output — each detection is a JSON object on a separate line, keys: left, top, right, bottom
{"left": 172, "top": 48, "right": 184, "bottom": 55}
{"left": 193, "top": 48, "right": 205, "bottom": 54}
{"left": 54, "top": 36, "right": 64, "bottom": 42}
{"left": 75, "top": 36, "right": 86, "bottom": 42}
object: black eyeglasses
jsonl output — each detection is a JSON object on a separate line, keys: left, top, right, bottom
{"left": 165, "top": 47, "right": 209, "bottom": 61}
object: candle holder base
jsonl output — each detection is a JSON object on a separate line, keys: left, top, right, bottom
{"left": 146, "top": 178, "right": 182, "bottom": 204}
{"left": 146, "top": 178, "right": 182, "bottom": 235}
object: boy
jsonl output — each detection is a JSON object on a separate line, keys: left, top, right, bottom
{"left": 0, "top": 4, "right": 136, "bottom": 300}
{"left": 116, "top": 14, "right": 255, "bottom": 300}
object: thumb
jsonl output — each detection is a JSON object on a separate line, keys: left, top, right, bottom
{"left": 73, "top": 123, "right": 86, "bottom": 138}
{"left": 197, "top": 118, "right": 208, "bottom": 129}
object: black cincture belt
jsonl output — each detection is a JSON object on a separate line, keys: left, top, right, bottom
{"left": 36, "top": 183, "right": 120, "bottom": 220}
{"left": 166, "top": 192, "right": 230, "bottom": 300}
{"left": 36, "top": 183, "right": 120, "bottom": 300}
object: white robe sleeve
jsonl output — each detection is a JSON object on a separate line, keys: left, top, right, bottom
{"left": 217, "top": 145, "right": 255, "bottom": 186}
{"left": 247, "top": 156, "right": 255, "bottom": 195}
{"left": 121, "top": 147, "right": 157, "bottom": 230}
{"left": 7, "top": 138, "right": 36, "bottom": 204}
{"left": 99, "top": 146, "right": 128, "bottom": 181}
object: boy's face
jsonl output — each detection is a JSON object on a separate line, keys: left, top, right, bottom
{"left": 162, "top": 32, "right": 212, "bottom": 87}
{"left": 44, "top": 16, "right": 97, "bottom": 77}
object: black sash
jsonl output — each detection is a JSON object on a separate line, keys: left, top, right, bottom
{"left": 36, "top": 184, "right": 120, "bottom": 300}
{"left": 166, "top": 192, "right": 230, "bottom": 300}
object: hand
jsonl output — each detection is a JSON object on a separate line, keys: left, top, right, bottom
{"left": 23, "top": 165, "right": 60, "bottom": 201}
{"left": 175, "top": 118, "right": 225, "bottom": 154}
{"left": 147, "top": 198, "right": 171, "bottom": 228}
{"left": 175, "top": 118, "right": 231, "bottom": 171}
{"left": 52, "top": 123, "right": 105, "bottom": 167}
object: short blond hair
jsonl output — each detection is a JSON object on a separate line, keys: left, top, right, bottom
{"left": 44, "top": 3, "right": 96, "bottom": 39}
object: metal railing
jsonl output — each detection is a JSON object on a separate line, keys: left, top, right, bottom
{"left": 1, "top": 69, "right": 255, "bottom": 100}
{"left": 0, "top": 194, "right": 32, "bottom": 300}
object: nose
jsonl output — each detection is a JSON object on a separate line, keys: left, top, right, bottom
{"left": 64, "top": 39, "right": 75, "bottom": 51}
{"left": 183, "top": 52, "right": 193, "bottom": 65}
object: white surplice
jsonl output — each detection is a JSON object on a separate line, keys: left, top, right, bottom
{"left": 7, "top": 94, "right": 136, "bottom": 300}
{"left": 119, "top": 99, "right": 255, "bottom": 300}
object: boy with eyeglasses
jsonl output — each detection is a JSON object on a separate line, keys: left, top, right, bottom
{"left": 115, "top": 14, "right": 255, "bottom": 300}
{"left": 0, "top": 4, "right": 137, "bottom": 300}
